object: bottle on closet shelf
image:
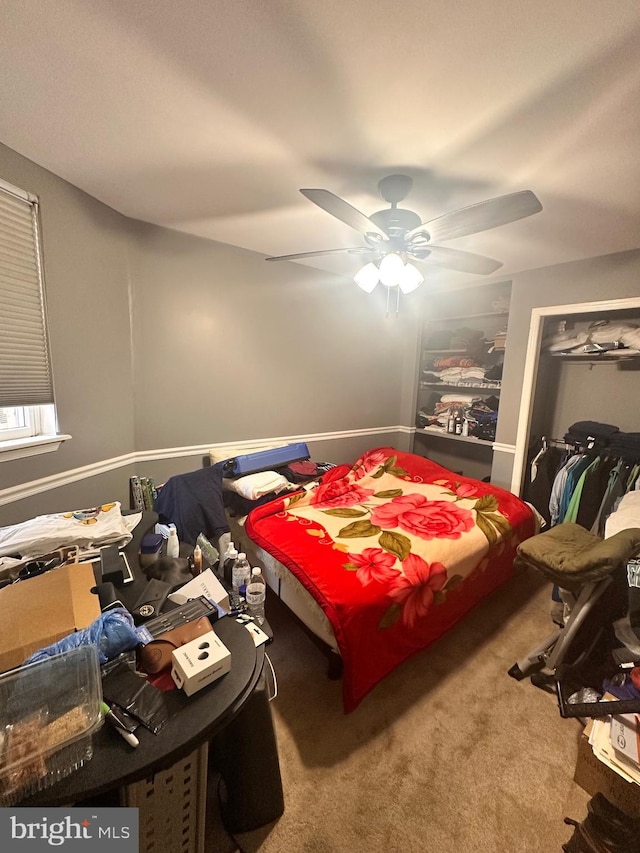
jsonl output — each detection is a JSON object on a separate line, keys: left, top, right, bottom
{"left": 447, "top": 406, "right": 464, "bottom": 435}
{"left": 231, "top": 552, "right": 251, "bottom": 597}
{"left": 246, "top": 567, "right": 266, "bottom": 624}
{"left": 166, "top": 524, "right": 180, "bottom": 558}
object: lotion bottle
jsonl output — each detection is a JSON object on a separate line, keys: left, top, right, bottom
{"left": 167, "top": 525, "right": 180, "bottom": 558}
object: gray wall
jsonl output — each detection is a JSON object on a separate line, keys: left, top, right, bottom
{"left": 2, "top": 137, "right": 638, "bottom": 527}
{"left": 497, "top": 249, "right": 640, "bottom": 446}
{"left": 0, "top": 142, "right": 136, "bottom": 524}
{"left": 493, "top": 249, "right": 640, "bottom": 488}
{"left": 127, "top": 220, "right": 412, "bottom": 448}
{"left": 0, "top": 143, "right": 415, "bottom": 526}
{"left": 405, "top": 253, "right": 640, "bottom": 490}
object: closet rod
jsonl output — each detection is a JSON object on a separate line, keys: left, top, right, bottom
{"left": 541, "top": 435, "right": 571, "bottom": 449}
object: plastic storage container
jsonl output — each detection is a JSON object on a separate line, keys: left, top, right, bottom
{"left": 139, "top": 532, "right": 164, "bottom": 568}
{"left": 0, "top": 644, "right": 103, "bottom": 805}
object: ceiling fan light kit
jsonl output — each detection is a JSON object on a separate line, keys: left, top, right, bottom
{"left": 266, "top": 175, "right": 542, "bottom": 308}
{"left": 354, "top": 262, "right": 380, "bottom": 293}
{"left": 378, "top": 252, "right": 405, "bottom": 287}
{"left": 397, "top": 261, "right": 424, "bottom": 294}
{"left": 355, "top": 253, "right": 425, "bottom": 293}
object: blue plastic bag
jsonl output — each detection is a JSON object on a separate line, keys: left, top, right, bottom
{"left": 25, "top": 608, "right": 140, "bottom": 666}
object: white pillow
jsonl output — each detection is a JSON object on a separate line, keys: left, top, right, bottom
{"left": 223, "top": 471, "right": 295, "bottom": 501}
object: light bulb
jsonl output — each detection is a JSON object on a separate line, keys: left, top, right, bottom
{"left": 398, "top": 263, "right": 424, "bottom": 294}
{"left": 378, "top": 253, "right": 404, "bottom": 287}
{"left": 354, "top": 262, "right": 379, "bottom": 293}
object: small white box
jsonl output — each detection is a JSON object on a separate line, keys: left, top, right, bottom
{"left": 171, "top": 630, "right": 231, "bottom": 696}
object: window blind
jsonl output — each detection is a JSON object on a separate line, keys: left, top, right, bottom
{"left": 0, "top": 179, "right": 53, "bottom": 407}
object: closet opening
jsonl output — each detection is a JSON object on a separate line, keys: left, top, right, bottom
{"left": 511, "top": 296, "right": 640, "bottom": 497}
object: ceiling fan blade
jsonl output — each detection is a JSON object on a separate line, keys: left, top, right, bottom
{"left": 265, "top": 247, "right": 371, "bottom": 262}
{"left": 409, "top": 190, "right": 542, "bottom": 242}
{"left": 300, "top": 189, "right": 387, "bottom": 239}
{"left": 412, "top": 245, "right": 503, "bottom": 275}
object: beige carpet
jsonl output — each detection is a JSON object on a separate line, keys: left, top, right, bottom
{"left": 207, "top": 568, "right": 592, "bottom": 852}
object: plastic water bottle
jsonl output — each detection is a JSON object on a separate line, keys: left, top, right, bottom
{"left": 246, "top": 567, "right": 266, "bottom": 624}
{"left": 231, "top": 552, "right": 251, "bottom": 596}
{"left": 223, "top": 545, "right": 238, "bottom": 586}
{"left": 166, "top": 525, "right": 180, "bottom": 558}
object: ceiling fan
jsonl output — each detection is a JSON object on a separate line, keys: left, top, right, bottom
{"left": 266, "top": 175, "right": 543, "bottom": 294}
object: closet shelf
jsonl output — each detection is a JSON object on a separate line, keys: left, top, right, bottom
{"left": 546, "top": 351, "right": 640, "bottom": 361}
{"left": 422, "top": 348, "right": 469, "bottom": 354}
{"left": 413, "top": 280, "right": 511, "bottom": 479}
{"left": 415, "top": 426, "right": 495, "bottom": 447}
{"left": 420, "top": 381, "right": 502, "bottom": 391}
{"left": 424, "top": 310, "right": 509, "bottom": 324}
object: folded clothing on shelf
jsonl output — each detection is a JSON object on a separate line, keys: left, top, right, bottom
{"left": 564, "top": 420, "right": 619, "bottom": 449}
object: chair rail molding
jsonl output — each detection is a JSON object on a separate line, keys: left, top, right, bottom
{"left": 0, "top": 425, "right": 412, "bottom": 506}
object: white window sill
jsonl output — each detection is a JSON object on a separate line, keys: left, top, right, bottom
{"left": 0, "top": 434, "right": 72, "bottom": 462}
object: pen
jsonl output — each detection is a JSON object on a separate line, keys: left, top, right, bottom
{"left": 101, "top": 701, "right": 139, "bottom": 748}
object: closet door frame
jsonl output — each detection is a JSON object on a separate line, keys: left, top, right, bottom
{"left": 511, "top": 296, "right": 640, "bottom": 495}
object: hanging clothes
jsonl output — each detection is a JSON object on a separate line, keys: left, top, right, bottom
{"left": 550, "top": 454, "right": 586, "bottom": 526}
{"left": 590, "top": 459, "right": 629, "bottom": 538}
{"left": 524, "top": 442, "right": 565, "bottom": 528}
{"left": 575, "top": 455, "right": 618, "bottom": 530}
{"left": 563, "top": 456, "right": 601, "bottom": 524}
{"left": 526, "top": 424, "right": 640, "bottom": 534}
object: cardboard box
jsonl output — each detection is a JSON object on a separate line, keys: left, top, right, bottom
{"left": 0, "top": 563, "right": 101, "bottom": 672}
{"left": 171, "top": 630, "right": 231, "bottom": 696}
{"left": 574, "top": 733, "right": 640, "bottom": 817}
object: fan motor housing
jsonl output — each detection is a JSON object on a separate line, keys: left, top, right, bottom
{"left": 369, "top": 207, "right": 422, "bottom": 236}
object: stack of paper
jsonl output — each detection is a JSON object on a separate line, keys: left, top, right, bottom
{"left": 611, "top": 714, "right": 640, "bottom": 765}
{"left": 587, "top": 702, "right": 640, "bottom": 785}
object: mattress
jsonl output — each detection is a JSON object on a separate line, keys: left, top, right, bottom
{"left": 242, "top": 447, "right": 538, "bottom": 711}
{"left": 228, "top": 514, "right": 339, "bottom": 653}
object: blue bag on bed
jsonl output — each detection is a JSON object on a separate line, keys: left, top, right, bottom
{"left": 216, "top": 442, "right": 310, "bottom": 477}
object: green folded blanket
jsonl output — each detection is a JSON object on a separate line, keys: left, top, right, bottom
{"left": 515, "top": 522, "right": 640, "bottom": 589}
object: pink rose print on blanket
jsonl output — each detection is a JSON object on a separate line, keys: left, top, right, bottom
{"left": 387, "top": 553, "right": 448, "bottom": 628}
{"left": 311, "top": 479, "right": 375, "bottom": 508}
{"left": 433, "top": 479, "right": 478, "bottom": 499}
{"left": 345, "top": 548, "right": 398, "bottom": 586}
{"left": 370, "top": 494, "right": 474, "bottom": 540}
{"left": 450, "top": 483, "right": 478, "bottom": 499}
{"left": 352, "top": 449, "right": 388, "bottom": 480}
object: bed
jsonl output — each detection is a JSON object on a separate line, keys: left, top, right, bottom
{"left": 236, "top": 446, "right": 538, "bottom": 712}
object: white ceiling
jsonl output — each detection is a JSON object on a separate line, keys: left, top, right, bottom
{"left": 2, "top": 0, "right": 640, "bottom": 285}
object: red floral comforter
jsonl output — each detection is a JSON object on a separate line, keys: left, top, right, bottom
{"left": 245, "top": 447, "right": 536, "bottom": 712}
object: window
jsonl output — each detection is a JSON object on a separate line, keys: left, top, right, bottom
{"left": 0, "top": 177, "right": 66, "bottom": 461}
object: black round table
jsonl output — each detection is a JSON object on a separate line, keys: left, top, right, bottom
{"left": 20, "top": 616, "right": 261, "bottom": 805}
{"left": 17, "top": 512, "right": 284, "bottom": 834}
